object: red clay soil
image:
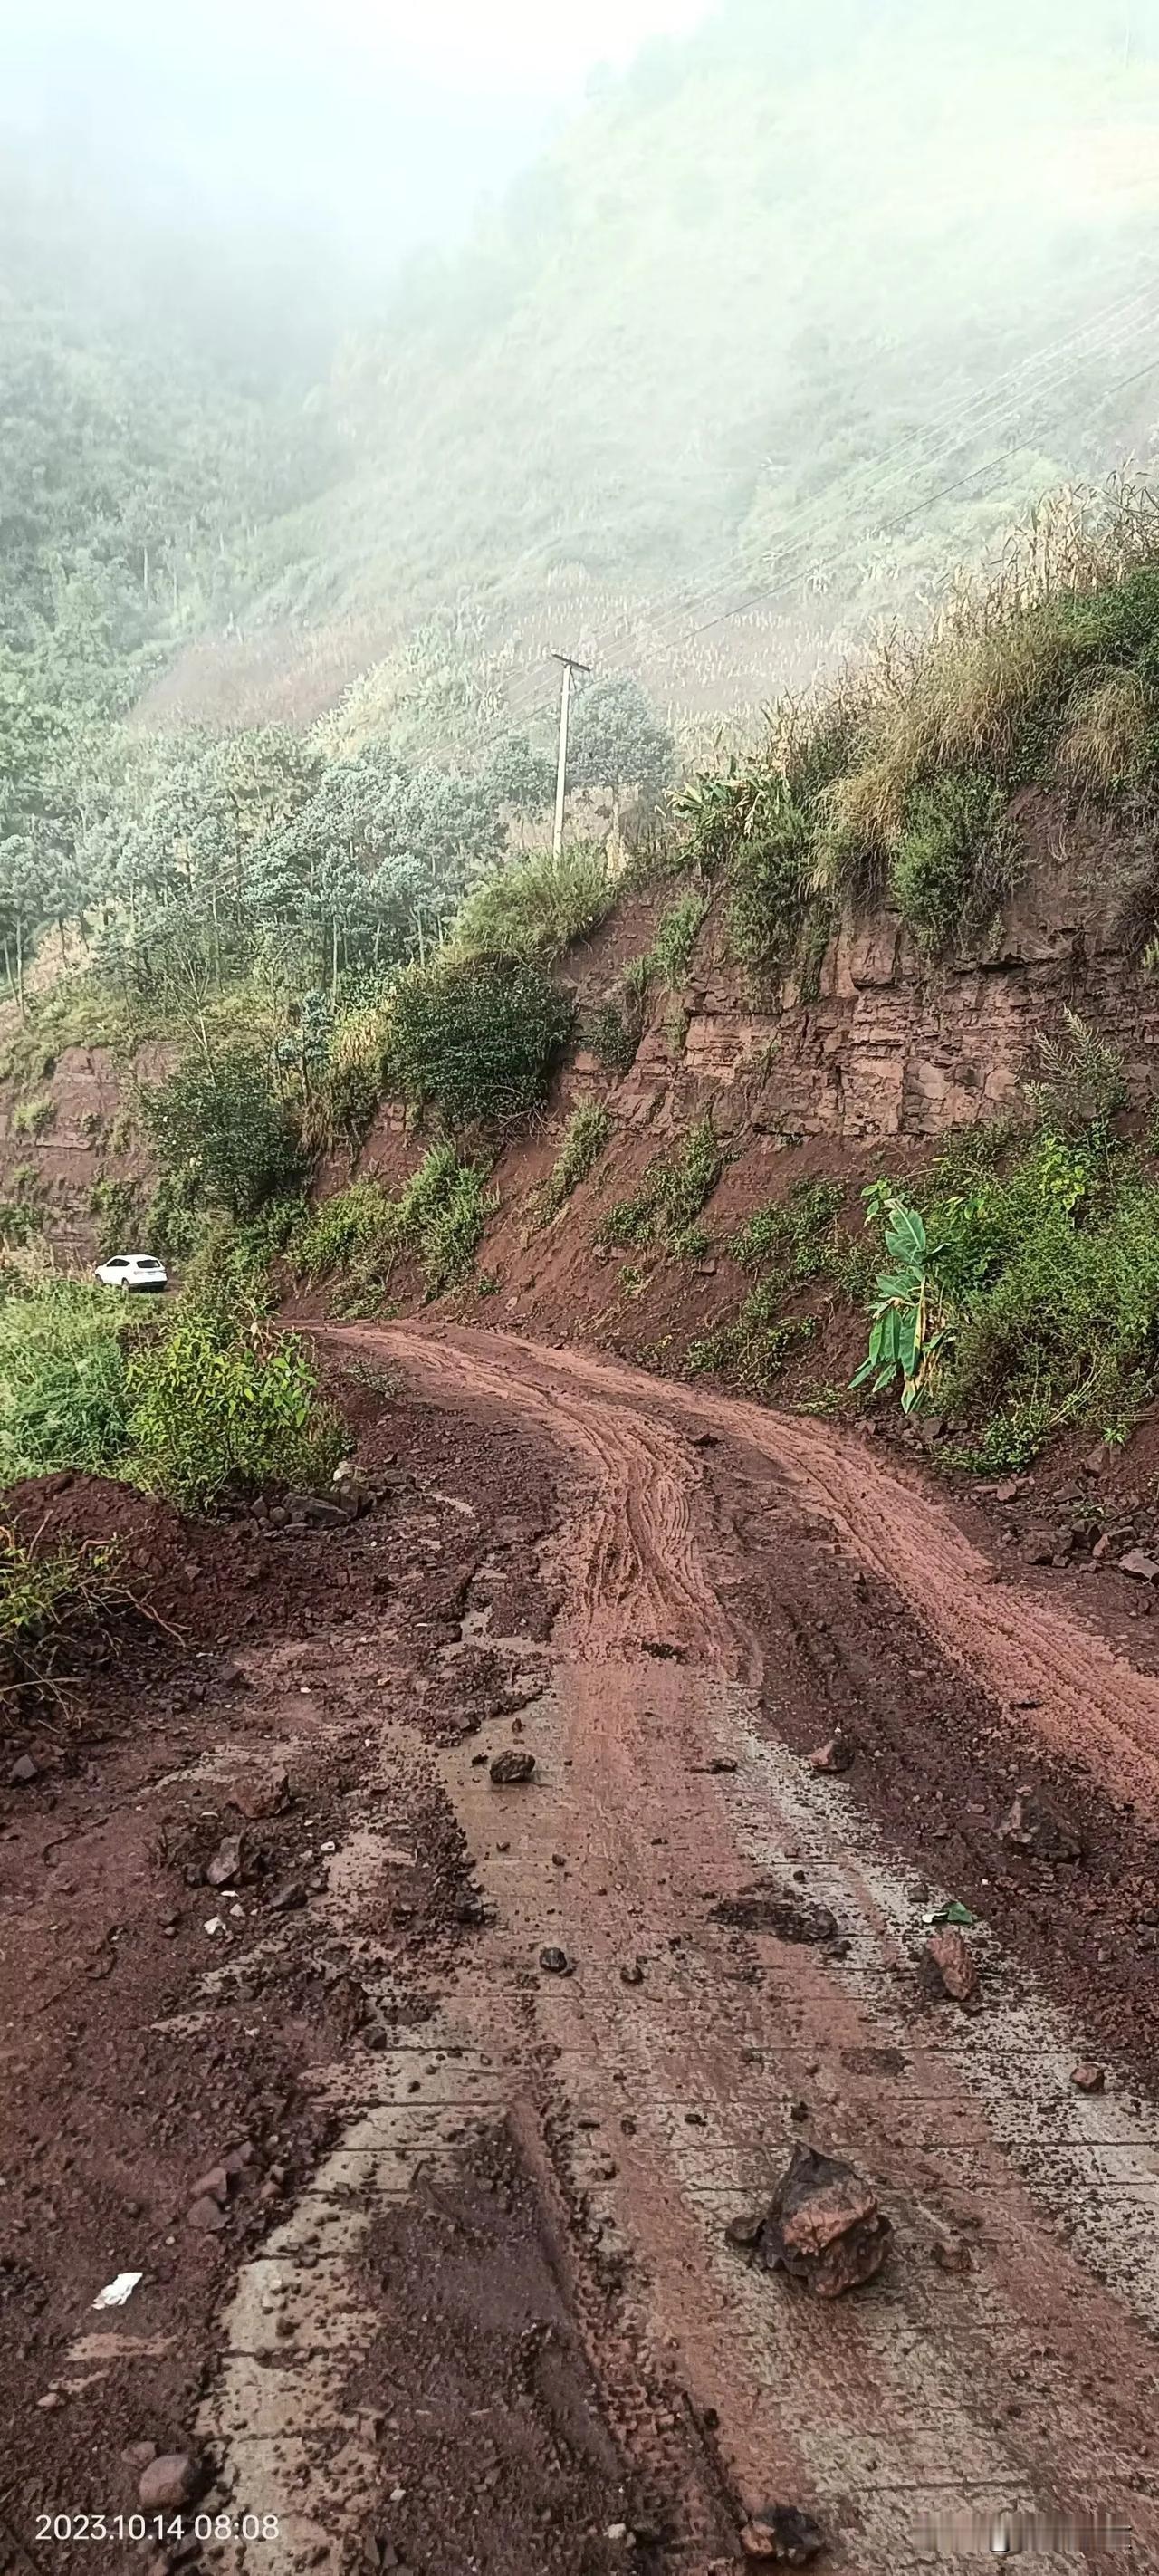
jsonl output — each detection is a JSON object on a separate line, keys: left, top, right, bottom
{"left": 8, "top": 1322, "right": 1159, "bottom": 2570}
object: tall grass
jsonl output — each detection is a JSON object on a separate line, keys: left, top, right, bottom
{"left": 0, "top": 1283, "right": 135, "bottom": 1485}
{"left": 685, "top": 480, "right": 1159, "bottom": 965}
{"left": 454, "top": 845, "right": 614, "bottom": 962}
{"left": 533, "top": 1102, "right": 611, "bottom": 1225}
{"left": 292, "top": 1145, "right": 496, "bottom": 1309}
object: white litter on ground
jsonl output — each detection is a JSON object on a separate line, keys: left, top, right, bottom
{"left": 92, "top": 2271, "right": 143, "bottom": 2311}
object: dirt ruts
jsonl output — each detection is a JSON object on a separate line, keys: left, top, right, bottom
{"left": 9, "top": 1324, "right": 1159, "bottom": 2572}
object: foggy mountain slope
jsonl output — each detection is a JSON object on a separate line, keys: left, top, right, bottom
{"left": 0, "top": 134, "right": 342, "bottom": 706}
{"left": 186, "top": 0, "right": 1159, "bottom": 731}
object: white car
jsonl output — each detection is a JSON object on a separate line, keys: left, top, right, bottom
{"left": 94, "top": 1252, "right": 169, "bottom": 1293}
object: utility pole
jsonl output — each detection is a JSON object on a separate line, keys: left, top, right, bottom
{"left": 551, "top": 653, "right": 590, "bottom": 858}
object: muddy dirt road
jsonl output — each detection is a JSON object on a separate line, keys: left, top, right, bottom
{"left": 331, "top": 1324, "right": 1159, "bottom": 2572}
{"left": 7, "top": 1322, "right": 1159, "bottom": 2574}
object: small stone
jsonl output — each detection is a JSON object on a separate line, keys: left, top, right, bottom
{"left": 122, "top": 2442, "right": 158, "bottom": 2470}
{"left": 187, "top": 2193, "right": 228, "bottom": 2232}
{"left": 724, "top": 2210, "right": 765, "bottom": 2249}
{"left": 925, "top": 1927, "right": 982, "bottom": 2010}
{"left": 36, "top": 2389, "right": 66, "bottom": 2410}
{"left": 1118, "top": 1549, "right": 1159, "bottom": 1582}
{"left": 606, "top": 2527, "right": 630, "bottom": 2546}
{"left": 740, "top": 2504, "right": 826, "bottom": 2562}
{"left": 139, "top": 2455, "right": 205, "bottom": 2513}
{"left": 490, "top": 1750, "right": 536, "bottom": 1785}
{"left": 931, "top": 2235, "right": 973, "bottom": 2275}
{"left": 7, "top": 1755, "right": 37, "bottom": 1785}
{"left": 267, "top": 1880, "right": 307, "bottom": 1912}
{"left": 1000, "top": 1787, "right": 1082, "bottom": 1863}
{"left": 539, "top": 1946, "right": 571, "bottom": 1975}
{"left": 809, "top": 1732, "right": 856, "bottom": 1776}
{"left": 619, "top": 1959, "right": 646, "bottom": 1986}
{"left": 1071, "top": 2062, "right": 1106, "bottom": 2094}
{"left": 231, "top": 1769, "right": 291, "bottom": 1821}
{"left": 206, "top": 1835, "right": 246, "bottom": 1889}
{"left": 1022, "top": 1529, "right": 1058, "bottom": 1565}
{"left": 711, "top": 1886, "right": 839, "bottom": 1945}
{"left": 190, "top": 2164, "right": 233, "bottom": 2206}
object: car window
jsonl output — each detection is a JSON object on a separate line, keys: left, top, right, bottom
{"left": 106, "top": 1257, "right": 129, "bottom": 1269}
{"left": 137, "top": 1257, "right": 162, "bottom": 1269}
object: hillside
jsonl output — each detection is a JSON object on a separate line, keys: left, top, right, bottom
{"left": 10, "top": 480, "right": 1159, "bottom": 1491}
{"left": 153, "top": 0, "right": 1159, "bottom": 735}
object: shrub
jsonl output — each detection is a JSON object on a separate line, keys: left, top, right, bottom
{"left": 1025, "top": 1008, "right": 1127, "bottom": 1134}
{"left": 126, "top": 1301, "right": 341, "bottom": 1512}
{"left": 12, "top": 1095, "right": 57, "bottom": 1138}
{"left": 454, "top": 844, "right": 614, "bottom": 962}
{"left": 535, "top": 1103, "right": 611, "bottom": 1224}
{"left": 312, "top": 1006, "right": 388, "bottom": 1157}
{"left": 648, "top": 893, "right": 708, "bottom": 987}
{"left": 0, "top": 1283, "right": 133, "bottom": 1485}
{"left": 397, "top": 1147, "right": 497, "bottom": 1297}
{"left": 143, "top": 1044, "right": 308, "bottom": 1222}
{"left": 855, "top": 1112, "right": 1159, "bottom": 1462}
{"left": 386, "top": 954, "right": 573, "bottom": 1128}
{"left": 182, "top": 1200, "right": 307, "bottom": 1313}
{"left": 293, "top": 1147, "right": 496, "bottom": 1309}
{"left": 89, "top": 1174, "right": 144, "bottom": 1257}
{"left": 584, "top": 998, "right": 641, "bottom": 1075}
{"left": 599, "top": 1117, "right": 723, "bottom": 1252}
{"left": 726, "top": 783, "right": 814, "bottom": 972}
{"left": 889, "top": 771, "right": 1013, "bottom": 950}
{"left": 0, "top": 1197, "right": 44, "bottom": 1248}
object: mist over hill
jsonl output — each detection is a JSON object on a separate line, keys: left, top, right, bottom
{"left": 179, "top": 0, "right": 1159, "bottom": 739}
{"left": 5, "top": 0, "right": 1159, "bottom": 755}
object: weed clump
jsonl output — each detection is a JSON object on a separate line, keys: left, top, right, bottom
{"left": 0, "top": 1282, "right": 134, "bottom": 1484}
{"left": 599, "top": 1117, "right": 724, "bottom": 1255}
{"left": 647, "top": 893, "right": 708, "bottom": 986}
{"left": 127, "top": 1302, "right": 341, "bottom": 1513}
{"left": 688, "top": 1298, "right": 816, "bottom": 1393}
{"left": 292, "top": 1146, "right": 496, "bottom": 1311}
{"left": 454, "top": 845, "right": 614, "bottom": 962}
{"left": 583, "top": 997, "right": 642, "bottom": 1075}
{"left": 683, "top": 483, "right": 1159, "bottom": 970}
{"left": 853, "top": 1015, "right": 1159, "bottom": 1464}
{"left": 535, "top": 1103, "right": 611, "bottom": 1225}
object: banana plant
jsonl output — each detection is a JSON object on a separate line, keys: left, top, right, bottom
{"left": 852, "top": 1194, "right": 956, "bottom": 1415}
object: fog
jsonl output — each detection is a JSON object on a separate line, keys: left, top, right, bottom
{"left": 0, "top": 0, "right": 714, "bottom": 259}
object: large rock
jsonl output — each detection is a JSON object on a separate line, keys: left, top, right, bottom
{"left": 735, "top": 2144, "right": 891, "bottom": 2297}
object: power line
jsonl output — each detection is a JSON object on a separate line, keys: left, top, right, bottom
{"left": 499, "top": 312, "right": 1159, "bottom": 725}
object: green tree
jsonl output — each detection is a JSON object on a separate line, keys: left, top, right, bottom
{"left": 142, "top": 1044, "right": 308, "bottom": 1222}
{"left": 568, "top": 676, "right": 675, "bottom": 838}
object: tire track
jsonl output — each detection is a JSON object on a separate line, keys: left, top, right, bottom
{"left": 319, "top": 1322, "right": 1159, "bottom": 2568}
